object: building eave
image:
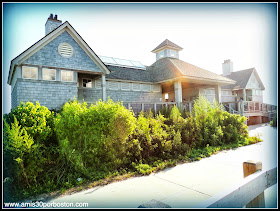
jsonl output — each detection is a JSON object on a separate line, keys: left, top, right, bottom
{"left": 155, "top": 76, "right": 236, "bottom": 86}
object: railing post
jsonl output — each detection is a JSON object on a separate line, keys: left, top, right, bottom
{"left": 154, "top": 103, "right": 157, "bottom": 115}
{"left": 141, "top": 103, "right": 144, "bottom": 112}
{"left": 243, "top": 160, "right": 265, "bottom": 208}
{"left": 189, "top": 102, "right": 192, "bottom": 113}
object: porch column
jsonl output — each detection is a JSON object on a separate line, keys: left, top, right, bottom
{"left": 214, "top": 84, "right": 221, "bottom": 103}
{"left": 243, "top": 89, "right": 246, "bottom": 101}
{"left": 101, "top": 74, "right": 106, "bottom": 101}
{"left": 174, "top": 80, "right": 182, "bottom": 107}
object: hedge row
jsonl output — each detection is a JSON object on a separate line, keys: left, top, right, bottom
{"left": 3, "top": 96, "right": 258, "bottom": 202}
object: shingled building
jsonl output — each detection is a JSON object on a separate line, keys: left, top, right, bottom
{"left": 8, "top": 14, "right": 275, "bottom": 125}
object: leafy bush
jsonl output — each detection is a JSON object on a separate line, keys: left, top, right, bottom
{"left": 3, "top": 102, "right": 57, "bottom": 202}
{"left": 3, "top": 97, "right": 257, "bottom": 202}
{"left": 54, "top": 99, "right": 137, "bottom": 178}
{"left": 187, "top": 95, "right": 248, "bottom": 148}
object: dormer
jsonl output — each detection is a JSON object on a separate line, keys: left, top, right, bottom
{"left": 151, "top": 39, "right": 183, "bottom": 61}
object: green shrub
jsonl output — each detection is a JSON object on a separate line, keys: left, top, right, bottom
{"left": 128, "top": 111, "right": 173, "bottom": 162}
{"left": 187, "top": 95, "right": 249, "bottom": 148}
{"left": 3, "top": 97, "right": 257, "bottom": 202}
{"left": 54, "top": 99, "right": 137, "bottom": 178}
{"left": 3, "top": 101, "right": 57, "bottom": 202}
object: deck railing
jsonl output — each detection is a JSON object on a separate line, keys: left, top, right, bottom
{"left": 81, "top": 100, "right": 276, "bottom": 119}
{"left": 222, "top": 101, "right": 277, "bottom": 116}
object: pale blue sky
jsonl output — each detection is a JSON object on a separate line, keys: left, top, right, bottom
{"left": 2, "top": 3, "right": 277, "bottom": 114}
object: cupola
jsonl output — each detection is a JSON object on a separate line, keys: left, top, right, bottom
{"left": 151, "top": 39, "right": 183, "bottom": 61}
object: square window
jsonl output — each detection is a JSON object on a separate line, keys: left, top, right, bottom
{"left": 22, "top": 66, "right": 38, "bottom": 79}
{"left": 132, "top": 83, "right": 141, "bottom": 91}
{"left": 61, "top": 70, "right": 73, "bottom": 82}
{"left": 83, "top": 79, "right": 92, "bottom": 88}
{"left": 42, "top": 68, "right": 56, "bottom": 81}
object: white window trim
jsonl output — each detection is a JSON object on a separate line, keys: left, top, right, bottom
{"left": 42, "top": 68, "right": 56, "bottom": 81}
{"left": 141, "top": 84, "right": 151, "bottom": 92}
{"left": 132, "top": 83, "right": 141, "bottom": 91}
{"left": 82, "top": 78, "right": 93, "bottom": 88}
{"left": 22, "top": 66, "right": 38, "bottom": 80}
{"left": 121, "top": 82, "right": 131, "bottom": 91}
{"left": 61, "top": 70, "right": 73, "bottom": 82}
{"left": 108, "top": 81, "right": 120, "bottom": 90}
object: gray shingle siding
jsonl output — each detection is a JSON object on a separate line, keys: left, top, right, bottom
{"left": 106, "top": 90, "right": 162, "bottom": 102}
{"left": 78, "top": 87, "right": 162, "bottom": 103}
{"left": 12, "top": 79, "right": 77, "bottom": 110}
{"left": 78, "top": 88, "right": 102, "bottom": 102}
{"left": 23, "top": 31, "right": 102, "bottom": 73}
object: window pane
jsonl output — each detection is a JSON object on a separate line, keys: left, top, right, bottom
{"left": 61, "top": 70, "right": 73, "bottom": 82}
{"left": 83, "top": 79, "right": 92, "bottom": 88}
{"left": 43, "top": 68, "right": 56, "bottom": 80}
{"left": 22, "top": 66, "right": 38, "bottom": 79}
{"left": 23, "top": 69, "right": 31, "bottom": 78}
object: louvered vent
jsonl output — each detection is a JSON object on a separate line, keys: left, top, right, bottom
{"left": 58, "top": 43, "right": 73, "bottom": 58}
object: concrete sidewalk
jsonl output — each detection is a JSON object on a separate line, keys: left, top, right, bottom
{"left": 49, "top": 124, "right": 277, "bottom": 208}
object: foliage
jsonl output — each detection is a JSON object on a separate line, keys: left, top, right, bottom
{"left": 3, "top": 97, "right": 260, "bottom": 202}
{"left": 54, "top": 99, "right": 137, "bottom": 178}
{"left": 3, "top": 102, "right": 57, "bottom": 202}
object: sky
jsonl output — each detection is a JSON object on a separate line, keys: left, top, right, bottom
{"left": 2, "top": 2, "right": 278, "bottom": 114}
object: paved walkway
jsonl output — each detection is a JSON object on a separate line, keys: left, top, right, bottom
{"left": 49, "top": 123, "right": 277, "bottom": 208}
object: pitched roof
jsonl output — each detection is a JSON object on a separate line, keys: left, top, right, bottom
{"left": 8, "top": 21, "right": 110, "bottom": 85}
{"left": 151, "top": 39, "right": 183, "bottom": 53}
{"left": 106, "top": 65, "right": 152, "bottom": 82}
{"left": 221, "top": 68, "right": 265, "bottom": 90}
{"left": 147, "top": 57, "right": 235, "bottom": 84}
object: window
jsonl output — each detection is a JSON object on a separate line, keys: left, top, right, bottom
{"left": 83, "top": 79, "right": 92, "bottom": 88}
{"left": 165, "top": 93, "right": 169, "bottom": 100}
{"left": 61, "top": 70, "right": 73, "bottom": 82}
{"left": 200, "top": 89, "right": 206, "bottom": 95}
{"left": 141, "top": 84, "right": 151, "bottom": 92}
{"left": 170, "top": 49, "right": 176, "bottom": 57}
{"left": 158, "top": 51, "right": 164, "bottom": 58}
{"left": 132, "top": 83, "right": 141, "bottom": 91}
{"left": 121, "top": 82, "right": 130, "bottom": 91}
{"left": 152, "top": 84, "right": 161, "bottom": 92}
{"left": 108, "top": 81, "right": 119, "bottom": 90}
{"left": 42, "top": 68, "right": 56, "bottom": 81}
{"left": 22, "top": 66, "right": 38, "bottom": 79}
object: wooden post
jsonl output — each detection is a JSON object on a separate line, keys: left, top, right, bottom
{"left": 243, "top": 160, "right": 265, "bottom": 208}
{"left": 189, "top": 102, "right": 192, "bottom": 113}
{"left": 141, "top": 103, "right": 144, "bottom": 111}
{"left": 154, "top": 103, "right": 157, "bottom": 115}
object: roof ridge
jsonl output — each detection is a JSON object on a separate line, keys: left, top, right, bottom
{"left": 170, "top": 58, "right": 235, "bottom": 82}
{"left": 168, "top": 58, "right": 184, "bottom": 76}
